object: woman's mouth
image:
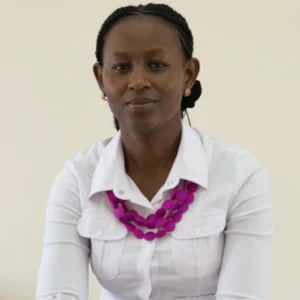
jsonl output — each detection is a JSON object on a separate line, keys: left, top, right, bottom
{"left": 127, "top": 98, "right": 158, "bottom": 111}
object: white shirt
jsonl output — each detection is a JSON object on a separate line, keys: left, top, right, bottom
{"left": 36, "top": 121, "right": 273, "bottom": 300}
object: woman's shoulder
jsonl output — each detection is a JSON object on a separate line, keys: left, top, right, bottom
{"left": 69, "top": 137, "right": 112, "bottom": 161}
{"left": 193, "top": 127, "right": 266, "bottom": 175}
{"left": 59, "top": 137, "right": 114, "bottom": 179}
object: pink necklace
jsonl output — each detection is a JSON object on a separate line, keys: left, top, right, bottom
{"left": 106, "top": 180, "right": 198, "bottom": 241}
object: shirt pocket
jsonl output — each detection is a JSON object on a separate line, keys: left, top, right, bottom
{"left": 171, "top": 213, "right": 225, "bottom": 278}
{"left": 77, "top": 212, "right": 127, "bottom": 280}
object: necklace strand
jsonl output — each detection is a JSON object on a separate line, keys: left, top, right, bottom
{"left": 106, "top": 180, "right": 198, "bottom": 241}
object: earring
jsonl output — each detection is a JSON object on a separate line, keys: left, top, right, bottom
{"left": 184, "top": 88, "right": 191, "bottom": 97}
{"left": 102, "top": 93, "right": 107, "bottom": 101}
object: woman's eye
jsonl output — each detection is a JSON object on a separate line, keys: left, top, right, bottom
{"left": 113, "top": 62, "right": 166, "bottom": 72}
{"left": 114, "top": 64, "right": 131, "bottom": 71}
{"left": 149, "top": 62, "right": 166, "bottom": 69}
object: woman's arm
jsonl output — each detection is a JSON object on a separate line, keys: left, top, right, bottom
{"left": 216, "top": 154, "right": 273, "bottom": 300}
{"left": 36, "top": 161, "right": 90, "bottom": 300}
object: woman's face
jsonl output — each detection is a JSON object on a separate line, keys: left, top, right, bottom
{"left": 93, "top": 14, "right": 199, "bottom": 133}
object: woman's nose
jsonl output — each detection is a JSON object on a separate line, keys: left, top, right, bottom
{"left": 127, "top": 66, "right": 151, "bottom": 90}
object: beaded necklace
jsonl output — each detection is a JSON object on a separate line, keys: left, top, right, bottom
{"left": 106, "top": 180, "right": 198, "bottom": 241}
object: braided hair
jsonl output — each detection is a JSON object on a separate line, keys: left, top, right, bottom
{"left": 95, "top": 3, "right": 202, "bottom": 130}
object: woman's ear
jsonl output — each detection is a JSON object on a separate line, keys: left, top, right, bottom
{"left": 93, "top": 63, "right": 105, "bottom": 94}
{"left": 184, "top": 58, "right": 200, "bottom": 90}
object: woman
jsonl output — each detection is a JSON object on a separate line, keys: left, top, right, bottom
{"left": 36, "top": 3, "right": 273, "bottom": 300}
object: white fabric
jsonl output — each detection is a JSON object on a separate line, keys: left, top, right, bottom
{"left": 36, "top": 121, "right": 273, "bottom": 300}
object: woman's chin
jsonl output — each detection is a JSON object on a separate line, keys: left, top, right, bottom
{"left": 122, "top": 118, "right": 162, "bottom": 135}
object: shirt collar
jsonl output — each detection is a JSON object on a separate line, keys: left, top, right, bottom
{"left": 88, "top": 121, "right": 208, "bottom": 201}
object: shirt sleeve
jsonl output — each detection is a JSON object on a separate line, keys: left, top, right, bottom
{"left": 36, "top": 161, "right": 90, "bottom": 300}
{"left": 216, "top": 153, "right": 274, "bottom": 300}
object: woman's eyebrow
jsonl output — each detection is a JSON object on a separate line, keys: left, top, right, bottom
{"left": 111, "top": 52, "right": 130, "bottom": 59}
{"left": 145, "top": 48, "right": 168, "bottom": 55}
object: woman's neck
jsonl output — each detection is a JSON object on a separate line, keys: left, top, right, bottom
{"left": 121, "top": 119, "right": 182, "bottom": 175}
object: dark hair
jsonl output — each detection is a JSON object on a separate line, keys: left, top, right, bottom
{"left": 95, "top": 3, "right": 202, "bottom": 130}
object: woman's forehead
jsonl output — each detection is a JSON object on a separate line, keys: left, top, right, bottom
{"left": 103, "top": 15, "right": 182, "bottom": 57}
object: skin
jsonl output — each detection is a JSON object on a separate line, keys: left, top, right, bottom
{"left": 93, "top": 14, "right": 200, "bottom": 200}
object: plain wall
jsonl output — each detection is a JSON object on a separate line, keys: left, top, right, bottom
{"left": 0, "top": 0, "right": 299, "bottom": 299}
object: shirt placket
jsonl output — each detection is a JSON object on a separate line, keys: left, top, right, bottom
{"left": 136, "top": 238, "right": 156, "bottom": 300}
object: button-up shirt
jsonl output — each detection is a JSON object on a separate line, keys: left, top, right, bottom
{"left": 36, "top": 121, "right": 273, "bottom": 300}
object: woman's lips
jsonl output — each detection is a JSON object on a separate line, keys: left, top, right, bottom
{"left": 127, "top": 98, "right": 158, "bottom": 111}
{"left": 127, "top": 98, "right": 157, "bottom": 105}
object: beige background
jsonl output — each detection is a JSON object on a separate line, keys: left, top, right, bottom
{"left": 0, "top": 0, "right": 299, "bottom": 299}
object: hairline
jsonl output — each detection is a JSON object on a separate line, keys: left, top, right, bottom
{"left": 100, "top": 13, "right": 189, "bottom": 66}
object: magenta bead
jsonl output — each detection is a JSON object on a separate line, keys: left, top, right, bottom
{"left": 186, "top": 193, "right": 194, "bottom": 204}
{"left": 155, "top": 208, "right": 166, "bottom": 218}
{"left": 178, "top": 203, "right": 189, "bottom": 213}
{"left": 162, "top": 199, "right": 173, "bottom": 209}
{"left": 107, "top": 190, "right": 117, "bottom": 201}
{"left": 134, "top": 215, "right": 145, "bottom": 225}
{"left": 156, "top": 229, "right": 167, "bottom": 238}
{"left": 111, "top": 201, "right": 118, "bottom": 209}
{"left": 125, "top": 223, "right": 135, "bottom": 232}
{"left": 172, "top": 200, "right": 181, "bottom": 210}
{"left": 187, "top": 182, "right": 198, "bottom": 193}
{"left": 170, "top": 188, "right": 177, "bottom": 199}
{"left": 145, "top": 221, "right": 156, "bottom": 229}
{"left": 120, "top": 212, "right": 135, "bottom": 223}
{"left": 133, "top": 228, "right": 144, "bottom": 239}
{"left": 121, "top": 203, "right": 128, "bottom": 212}
{"left": 176, "top": 190, "right": 187, "bottom": 201}
{"left": 165, "top": 210, "right": 174, "bottom": 220}
{"left": 146, "top": 214, "right": 157, "bottom": 223}
{"left": 107, "top": 191, "right": 118, "bottom": 208}
{"left": 155, "top": 217, "right": 167, "bottom": 227}
{"left": 127, "top": 209, "right": 137, "bottom": 216}
{"left": 144, "top": 232, "right": 156, "bottom": 241}
{"left": 183, "top": 180, "right": 189, "bottom": 190}
{"left": 164, "top": 220, "right": 175, "bottom": 232}
{"left": 172, "top": 212, "right": 182, "bottom": 223}
{"left": 115, "top": 207, "right": 125, "bottom": 218}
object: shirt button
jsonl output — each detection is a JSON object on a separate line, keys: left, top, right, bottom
{"left": 97, "top": 230, "right": 103, "bottom": 237}
{"left": 167, "top": 181, "right": 174, "bottom": 186}
{"left": 118, "top": 190, "right": 124, "bottom": 195}
{"left": 52, "top": 296, "right": 57, "bottom": 299}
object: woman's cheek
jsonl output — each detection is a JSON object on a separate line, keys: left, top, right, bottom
{"left": 161, "top": 74, "right": 182, "bottom": 94}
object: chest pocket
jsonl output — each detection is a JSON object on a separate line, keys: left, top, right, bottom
{"left": 171, "top": 213, "right": 226, "bottom": 278}
{"left": 77, "top": 212, "right": 128, "bottom": 280}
